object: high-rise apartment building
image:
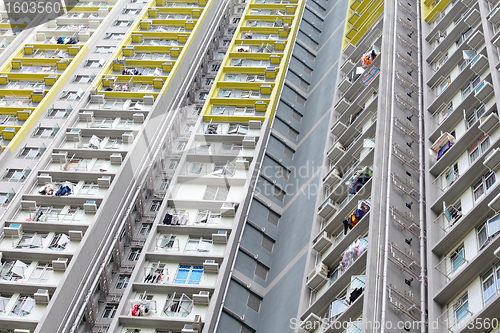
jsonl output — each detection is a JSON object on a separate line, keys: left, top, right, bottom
{"left": 0, "top": 0, "right": 498, "bottom": 332}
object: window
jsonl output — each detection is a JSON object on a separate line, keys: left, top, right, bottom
{"left": 284, "top": 146, "right": 294, "bottom": 159}
{"left": 288, "top": 127, "right": 299, "bottom": 140}
{"left": 73, "top": 75, "right": 92, "bottom": 84}
{"left": 168, "top": 159, "right": 179, "bottom": 169}
{"left": 453, "top": 293, "right": 469, "bottom": 324}
{"left": 473, "top": 171, "right": 496, "bottom": 202}
{"left": 211, "top": 64, "right": 220, "bottom": 71}
{"left": 95, "top": 46, "right": 115, "bottom": 53}
{"left": 462, "top": 75, "right": 481, "bottom": 99}
{"left": 445, "top": 163, "right": 459, "bottom": 188}
{"left": 438, "top": 76, "right": 451, "bottom": 96}
{"left": 128, "top": 248, "right": 141, "bottom": 261}
{"left": 18, "top": 146, "right": 42, "bottom": 159}
{"left": 456, "top": 28, "right": 473, "bottom": 47}
{"left": 2, "top": 167, "right": 30, "bottom": 182}
{"left": 10, "top": 296, "right": 35, "bottom": 317}
{"left": 103, "top": 304, "right": 118, "bottom": 318}
{"left": 32, "top": 126, "right": 55, "bottom": 138}
{"left": 255, "top": 263, "right": 268, "bottom": 280}
{"left": 273, "top": 187, "right": 285, "bottom": 202}
{"left": 122, "top": 8, "right": 139, "bottom": 14}
{"left": 450, "top": 245, "right": 465, "bottom": 273}
{"left": 469, "top": 136, "right": 490, "bottom": 164}
{"left": 481, "top": 264, "right": 500, "bottom": 305}
{"left": 261, "top": 236, "right": 274, "bottom": 252}
{"left": 203, "top": 185, "right": 229, "bottom": 201}
{"left": 177, "top": 141, "right": 187, "bottom": 150}
{"left": 0, "top": 191, "right": 13, "bottom": 205}
{"left": 160, "top": 179, "right": 170, "bottom": 190}
{"left": 85, "top": 59, "right": 105, "bottom": 68}
{"left": 173, "top": 265, "right": 203, "bottom": 284}
{"left": 150, "top": 201, "right": 162, "bottom": 212}
{"left": 268, "top": 210, "right": 280, "bottom": 225}
{"left": 440, "top": 102, "right": 453, "bottom": 123}
{"left": 115, "top": 19, "right": 133, "bottom": 26}
{"left": 163, "top": 293, "right": 193, "bottom": 317}
{"left": 116, "top": 275, "right": 130, "bottom": 289}
{"left": 1, "top": 260, "right": 28, "bottom": 281}
{"left": 47, "top": 107, "right": 70, "bottom": 118}
{"left": 247, "top": 293, "right": 261, "bottom": 312}
{"left": 292, "top": 110, "right": 302, "bottom": 122}
{"left": 16, "top": 233, "right": 47, "bottom": 249}
{"left": 29, "top": 263, "right": 52, "bottom": 283}
{"left": 185, "top": 237, "right": 212, "bottom": 253}
{"left": 233, "top": 18, "right": 241, "bottom": 23}
{"left": 48, "top": 233, "right": 69, "bottom": 251}
{"left": 195, "top": 210, "right": 221, "bottom": 224}
{"left": 79, "top": 183, "right": 98, "bottom": 196}
{"left": 105, "top": 33, "right": 126, "bottom": 40}
{"left": 222, "top": 40, "right": 230, "bottom": 46}
{"left": 60, "top": 90, "right": 84, "bottom": 101}
{"left": 477, "top": 215, "right": 500, "bottom": 250}
{"left": 296, "top": 95, "right": 306, "bottom": 105}
{"left": 139, "top": 223, "right": 152, "bottom": 235}
{"left": 466, "top": 104, "right": 486, "bottom": 129}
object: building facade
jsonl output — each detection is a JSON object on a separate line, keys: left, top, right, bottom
{"left": 0, "top": 0, "right": 498, "bottom": 332}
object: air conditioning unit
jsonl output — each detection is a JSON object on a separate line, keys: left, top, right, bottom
{"left": 318, "top": 199, "right": 338, "bottom": 219}
{"left": 17, "top": 109, "right": 31, "bottom": 120}
{"left": 122, "top": 132, "right": 134, "bottom": 144}
{"left": 249, "top": 120, "right": 261, "bottom": 129}
{"left": 484, "top": 148, "right": 500, "bottom": 170}
{"left": 144, "top": 95, "right": 155, "bottom": 105}
{"left": 340, "top": 59, "right": 355, "bottom": 73}
{"left": 37, "top": 173, "right": 52, "bottom": 185}
{"left": 212, "top": 231, "right": 227, "bottom": 244}
{"left": 21, "top": 200, "right": 37, "bottom": 210}
{"left": 203, "top": 260, "right": 219, "bottom": 273}
{"left": 193, "top": 291, "right": 210, "bottom": 305}
{"left": 300, "top": 313, "right": 322, "bottom": 332}
{"left": 334, "top": 98, "right": 351, "bottom": 114}
{"left": 306, "top": 264, "right": 329, "bottom": 290}
{"left": 79, "top": 111, "right": 94, "bottom": 122}
{"left": 193, "top": 315, "right": 202, "bottom": 330}
{"left": 52, "top": 258, "right": 68, "bottom": 271}
{"left": 84, "top": 200, "right": 97, "bottom": 213}
{"left": 98, "top": 176, "right": 112, "bottom": 188}
{"left": 110, "top": 153, "right": 123, "bottom": 165}
{"left": 68, "top": 230, "right": 83, "bottom": 241}
{"left": 90, "top": 94, "right": 104, "bottom": 103}
{"left": 242, "top": 136, "right": 256, "bottom": 148}
{"left": 98, "top": 6, "right": 109, "bottom": 16}
{"left": 34, "top": 289, "right": 50, "bottom": 304}
{"left": 89, "top": 20, "right": 99, "bottom": 29}
{"left": 133, "top": 113, "right": 144, "bottom": 123}
{"left": 327, "top": 141, "right": 345, "bottom": 162}
{"left": 312, "top": 232, "right": 333, "bottom": 253}
{"left": 235, "top": 158, "right": 249, "bottom": 170}
{"left": 67, "top": 129, "right": 81, "bottom": 141}
{"left": 220, "top": 203, "right": 235, "bottom": 217}
{"left": 181, "top": 325, "right": 197, "bottom": 333}
{"left": 338, "top": 76, "right": 352, "bottom": 93}
{"left": 4, "top": 224, "right": 22, "bottom": 237}
{"left": 52, "top": 152, "right": 68, "bottom": 164}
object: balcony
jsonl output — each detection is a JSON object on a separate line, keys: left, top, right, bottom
{"left": 322, "top": 212, "right": 370, "bottom": 267}
{"left": 425, "top": 0, "right": 466, "bottom": 43}
{"left": 323, "top": 276, "right": 365, "bottom": 333}
{"left": 433, "top": 180, "right": 500, "bottom": 256}
{"left": 301, "top": 250, "right": 367, "bottom": 321}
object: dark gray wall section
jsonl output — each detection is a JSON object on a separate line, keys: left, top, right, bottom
{"left": 217, "top": 0, "right": 348, "bottom": 331}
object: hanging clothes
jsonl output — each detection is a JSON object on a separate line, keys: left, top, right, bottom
{"left": 361, "top": 67, "right": 380, "bottom": 86}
